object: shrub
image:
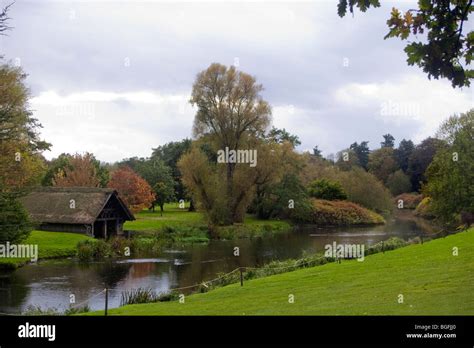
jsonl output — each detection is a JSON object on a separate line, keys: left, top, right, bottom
{"left": 293, "top": 199, "right": 385, "bottom": 226}
{"left": 307, "top": 179, "right": 347, "bottom": 200}
{"left": 366, "top": 237, "right": 408, "bottom": 255}
{"left": 414, "top": 197, "right": 436, "bottom": 219}
{"left": 395, "top": 193, "right": 423, "bottom": 209}
{"left": 64, "top": 305, "right": 90, "bottom": 315}
{"left": 22, "top": 305, "right": 60, "bottom": 316}
{"left": 77, "top": 240, "right": 98, "bottom": 261}
{"left": 120, "top": 288, "right": 160, "bottom": 306}
{"left": 310, "top": 167, "right": 393, "bottom": 214}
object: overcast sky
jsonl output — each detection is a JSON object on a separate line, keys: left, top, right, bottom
{"left": 1, "top": 0, "right": 472, "bottom": 162}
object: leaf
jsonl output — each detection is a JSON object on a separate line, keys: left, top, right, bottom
{"left": 337, "top": 0, "right": 348, "bottom": 17}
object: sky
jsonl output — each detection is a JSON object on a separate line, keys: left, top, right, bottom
{"left": 1, "top": 0, "right": 473, "bottom": 162}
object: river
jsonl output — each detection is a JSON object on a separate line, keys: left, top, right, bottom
{"left": 0, "top": 211, "right": 439, "bottom": 314}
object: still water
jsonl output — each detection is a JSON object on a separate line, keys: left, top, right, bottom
{"left": 0, "top": 212, "right": 438, "bottom": 313}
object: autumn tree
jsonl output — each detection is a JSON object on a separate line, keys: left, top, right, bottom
{"left": 107, "top": 166, "right": 155, "bottom": 213}
{"left": 0, "top": 63, "right": 50, "bottom": 192}
{"left": 188, "top": 63, "right": 271, "bottom": 224}
{"left": 52, "top": 153, "right": 103, "bottom": 187}
{"left": 44, "top": 153, "right": 109, "bottom": 187}
{"left": 1, "top": 5, "right": 48, "bottom": 243}
{"left": 338, "top": 0, "right": 474, "bottom": 87}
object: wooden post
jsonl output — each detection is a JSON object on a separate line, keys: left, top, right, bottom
{"left": 421, "top": 235, "right": 424, "bottom": 244}
{"left": 103, "top": 221, "right": 107, "bottom": 239}
{"left": 240, "top": 268, "right": 245, "bottom": 287}
{"left": 104, "top": 288, "right": 108, "bottom": 316}
{"left": 382, "top": 241, "right": 384, "bottom": 254}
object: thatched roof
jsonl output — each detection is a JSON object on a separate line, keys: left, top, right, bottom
{"left": 20, "top": 187, "right": 135, "bottom": 225}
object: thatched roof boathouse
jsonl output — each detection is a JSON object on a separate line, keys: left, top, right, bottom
{"left": 20, "top": 187, "right": 135, "bottom": 238}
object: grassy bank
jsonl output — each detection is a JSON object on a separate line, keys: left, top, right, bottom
{"left": 88, "top": 227, "right": 474, "bottom": 315}
{"left": 125, "top": 203, "right": 292, "bottom": 241}
{"left": 0, "top": 231, "right": 92, "bottom": 270}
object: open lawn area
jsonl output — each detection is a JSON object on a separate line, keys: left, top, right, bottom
{"left": 0, "top": 231, "right": 92, "bottom": 270}
{"left": 125, "top": 203, "right": 205, "bottom": 231}
{"left": 87, "top": 228, "right": 474, "bottom": 315}
{"left": 124, "top": 203, "right": 292, "bottom": 240}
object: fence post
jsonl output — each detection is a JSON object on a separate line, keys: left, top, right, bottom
{"left": 382, "top": 241, "right": 384, "bottom": 254}
{"left": 421, "top": 235, "right": 424, "bottom": 244}
{"left": 240, "top": 267, "right": 245, "bottom": 287}
{"left": 104, "top": 288, "right": 108, "bottom": 316}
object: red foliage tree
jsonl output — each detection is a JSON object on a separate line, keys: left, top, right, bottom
{"left": 107, "top": 166, "right": 155, "bottom": 213}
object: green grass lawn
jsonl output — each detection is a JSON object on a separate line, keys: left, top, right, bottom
{"left": 125, "top": 203, "right": 205, "bottom": 231}
{"left": 0, "top": 230, "right": 92, "bottom": 270}
{"left": 88, "top": 228, "right": 474, "bottom": 315}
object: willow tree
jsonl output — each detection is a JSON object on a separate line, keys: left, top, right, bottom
{"left": 189, "top": 63, "right": 271, "bottom": 224}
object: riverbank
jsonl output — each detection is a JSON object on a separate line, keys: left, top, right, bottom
{"left": 86, "top": 227, "right": 474, "bottom": 315}
{"left": 0, "top": 231, "right": 92, "bottom": 270}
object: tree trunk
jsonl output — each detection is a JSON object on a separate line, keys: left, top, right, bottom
{"left": 160, "top": 204, "right": 164, "bottom": 217}
{"left": 188, "top": 198, "right": 195, "bottom": 212}
{"left": 225, "top": 162, "right": 235, "bottom": 225}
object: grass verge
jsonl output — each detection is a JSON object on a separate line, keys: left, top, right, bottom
{"left": 0, "top": 230, "right": 92, "bottom": 270}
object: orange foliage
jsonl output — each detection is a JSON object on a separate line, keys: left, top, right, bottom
{"left": 107, "top": 166, "right": 155, "bottom": 213}
{"left": 53, "top": 153, "right": 100, "bottom": 187}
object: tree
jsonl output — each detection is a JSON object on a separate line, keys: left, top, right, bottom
{"left": 266, "top": 127, "right": 301, "bottom": 148}
{"left": 0, "top": 194, "right": 31, "bottom": 243}
{"left": 0, "top": 11, "right": 48, "bottom": 242}
{"left": 381, "top": 133, "right": 395, "bottom": 148}
{"left": 52, "top": 153, "right": 103, "bottom": 187}
{"left": 189, "top": 63, "right": 271, "bottom": 224}
{"left": 151, "top": 139, "right": 192, "bottom": 209}
{"left": 386, "top": 169, "right": 412, "bottom": 195}
{"left": 335, "top": 148, "right": 360, "bottom": 171}
{"left": 395, "top": 139, "right": 415, "bottom": 173}
{"left": 253, "top": 173, "right": 309, "bottom": 220}
{"left": 251, "top": 141, "right": 305, "bottom": 219}
{"left": 119, "top": 157, "right": 177, "bottom": 214}
{"left": 408, "top": 137, "right": 445, "bottom": 191}
{"left": 338, "top": 0, "right": 474, "bottom": 88}
{"left": 107, "top": 166, "right": 155, "bottom": 213}
{"left": 0, "top": 63, "right": 50, "bottom": 193}
{"left": 142, "top": 159, "right": 175, "bottom": 214}
{"left": 349, "top": 141, "right": 370, "bottom": 169}
{"left": 153, "top": 182, "right": 175, "bottom": 216}
{"left": 312, "top": 145, "right": 323, "bottom": 158}
{"left": 368, "top": 147, "right": 399, "bottom": 184}
{"left": 44, "top": 153, "right": 109, "bottom": 187}
{"left": 308, "top": 179, "right": 348, "bottom": 200}
{"left": 0, "top": 3, "right": 13, "bottom": 38}
{"left": 425, "top": 110, "right": 474, "bottom": 222}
